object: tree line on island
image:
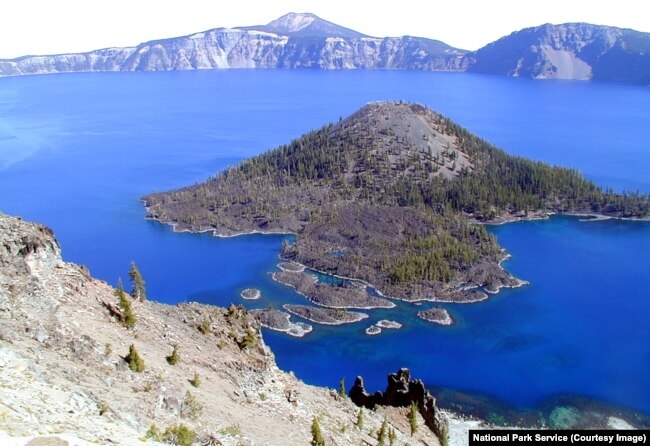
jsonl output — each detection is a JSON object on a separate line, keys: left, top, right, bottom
{"left": 227, "top": 105, "right": 648, "bottom": 219}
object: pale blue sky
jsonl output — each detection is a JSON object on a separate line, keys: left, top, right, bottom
{"left": 1, "top": 0, "right": 648, "bottom": 58}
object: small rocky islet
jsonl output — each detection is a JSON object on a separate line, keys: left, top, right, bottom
{"left": 365, "top": 319, "right": 404, "bottom": 335}
{"left": 240, "top": 288, "right": 261, "bottom": 300}
{"left": 417, "top": 307, "right": 454, "bottom": 326}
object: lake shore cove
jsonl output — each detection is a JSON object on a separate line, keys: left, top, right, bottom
{"left": 143, "top": 101, "right": 649, "bottom": 330}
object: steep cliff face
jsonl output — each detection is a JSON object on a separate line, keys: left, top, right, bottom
{"left": 0, "top": 211, "right": 449, "bottom": 445}
{"left": 467, "top": 23, "right": 650, "bottom": 83}
{"left": 0, "top": 13, "right": 466, "bottom": 76}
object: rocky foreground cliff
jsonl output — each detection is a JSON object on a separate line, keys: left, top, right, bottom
{"left": 1, "top": 13, "right": 648, "bottom": 84}
{"left": 0, "top": 211, "right": 471, "bottom": 445}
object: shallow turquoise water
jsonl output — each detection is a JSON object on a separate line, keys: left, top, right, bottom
{"left": 0, "top": 70, "right": 648, "bottom": 418}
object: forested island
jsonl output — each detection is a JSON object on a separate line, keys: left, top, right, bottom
{"left": 143, "top": 102, "right": 649, "bottom": 305}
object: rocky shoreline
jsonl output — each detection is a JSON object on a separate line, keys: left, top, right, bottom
{"left": 271, "top": 270, "right": 395, "bottom": 309}
{"left": 251, "top": 308, "right": 313, "bottom": 337}
{"left": 283, "top": 304, "right": 368, "bottom": 325}
{"left": 277, "top": 262, "right": 305, "bottom": 272}
{"left": 417, "top": 308, "right": 454, "bottom": 326}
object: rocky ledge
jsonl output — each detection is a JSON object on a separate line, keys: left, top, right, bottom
{"left": 350, "top": 368, "right": 449, "bottom": 442}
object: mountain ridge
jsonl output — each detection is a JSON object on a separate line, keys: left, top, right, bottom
{"left": 0, "top": 12, "right": 467, "bottom": 75}
{"left": 467, "top": 22, "right": 650, "bottom": 83}
{"left": 1, "top": 13, "right": 648, "bottom": 84}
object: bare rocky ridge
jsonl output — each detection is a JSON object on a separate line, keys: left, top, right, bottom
{"left": 0, "top": 211, "right": 449, "bottom": 445}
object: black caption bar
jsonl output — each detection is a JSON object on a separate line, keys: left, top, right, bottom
{"left": 469, "top": 430, "right": 648, "bottom": 446}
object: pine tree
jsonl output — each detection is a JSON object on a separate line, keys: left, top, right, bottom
{"left": 239, "top": 328, "right": 258, "bottom": 349}
{"left": 166, "top": 345, "right": 180, "bottom": 365}
{"left": 189, "top": 371, "right": 201, "bottom": 388}
{"left": 128, "top": 261, "right": 147, "bottom": 301}
{"left": 355, "top": 408, "right": 364, "bottom": 429}
{"left": 338, "top": 377, "right": 346, "bottom": 398}
{"left": 125, "top": 344, "right": 144, "bottom": 372}
{"left": 310, "top": 417, "right": 325, "bottom": 446}
{"left": 388, "top": 426, "right": 396, "bottom": 446}
{"left": 116, "top": 278, "right": 136, "bottom": 329}
{"left": 408, "top": 401, "right": 418, "bottom": 436}
{"left": 377, "top": 418, "right": 388, "bottom": 446}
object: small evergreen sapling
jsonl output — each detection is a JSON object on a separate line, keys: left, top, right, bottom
{"left": 408, "top": 401, "right": 418, "bottom": 436}
{"left": 311, "top": 417, "right": 325, "bottom": 446}
{"left": 355, "top": 408, "right": 364, "bottom": 429}
{"left": 166, "top": 345, "right": 180, "bottom": 365}
{"left": 116, "top": 278, "right": 136, "bottom": 329}
{"left": 338, "top": 377, "right": 346, "bottom": 398}
{"left": 125, "top": 344, "right": 144, "bottom": 372}
{"left": 388, "top": 426, "right": 396, "bottom": 446}
{"left": 377, "top": 418, "right": 388, "bottom": 446}
{"left": 128, "top": 261, "right": 147, "bottom": 301}
{"left": 189, "top": 371, "right": 201, "bottom": 388}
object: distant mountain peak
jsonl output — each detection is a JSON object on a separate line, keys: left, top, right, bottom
{"left": 266, "top": 12, "right": 318, "bottom": 34}
{"left": 258, "top": 12, "right": 368, "bottom": 38}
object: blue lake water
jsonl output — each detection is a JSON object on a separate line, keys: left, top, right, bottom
{"left": 0, "top": 70, "right": 649, "bottom": 422}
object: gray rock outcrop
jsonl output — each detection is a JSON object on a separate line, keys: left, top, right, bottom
{"left": 350, "top": 368, "right": 449, "bottom": 441}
